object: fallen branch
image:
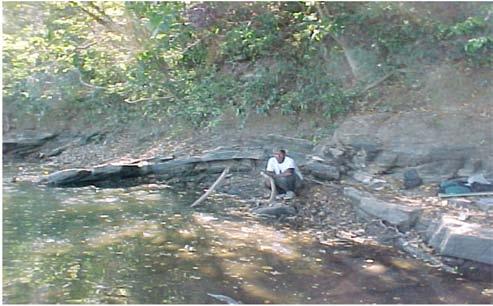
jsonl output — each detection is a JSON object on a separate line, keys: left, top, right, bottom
{"left": 191, "top": 167, "right": 230, "bottom": 207}
{"left": 260, "top": 171, "right": 277, "bottom": 203}
{"left": 359, "top": 71, "right": 396, "bottom": 94}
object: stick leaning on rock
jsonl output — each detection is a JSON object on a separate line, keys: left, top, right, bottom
{"left": 191, "top": 167, "right": 230, "bottom": 207}
{"left": 260, "top": 171, "right": 277, "bottom": 203}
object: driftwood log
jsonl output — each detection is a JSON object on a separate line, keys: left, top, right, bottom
{"left": 191, "top": 167, "right": 230, "bottom": 207}
{"left": 260, "top": 171, "right": 277, "bottom": 203}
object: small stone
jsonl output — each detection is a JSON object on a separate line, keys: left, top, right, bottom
{"left": 403, "top": 169, "right": 422, "bottom": 189}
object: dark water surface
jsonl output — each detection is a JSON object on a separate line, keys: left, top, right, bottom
{"left": 3, "top": 163, "right": 492, "bottom": 304}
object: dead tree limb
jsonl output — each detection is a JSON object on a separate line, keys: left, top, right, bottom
{"left": 191, "top": 167, "right": 230, "bottom": 207}
{"left": 74, "top": 69, "right": 107, "bottom": 90}
{"left": 358, "top": 71, "right": 396, "bottom": 94}
{"left": 69, "top": 1, "right": 109, "bottom": 26}
{"left": 315, "top": 3, "right": 360, "bottom": 82}
{"left": 260, "top": 171, "right": 277, "bottom": 203}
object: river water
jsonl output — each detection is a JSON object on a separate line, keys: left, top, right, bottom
{"left": 3, "top": 163, "right": 492, "bottom": 304}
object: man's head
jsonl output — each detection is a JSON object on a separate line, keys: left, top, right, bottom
{"left": 274, "top": 149, "right": 286, "bottom": 163}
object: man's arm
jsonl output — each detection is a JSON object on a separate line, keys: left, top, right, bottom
{"left": 278, "top": 168, "right": 294, "bottom": 177}
{"left": 277, "top": 158, "right": 295, "bottom": 177}
{"left": 265, "top": 158, "right": 276, "bottom": 177}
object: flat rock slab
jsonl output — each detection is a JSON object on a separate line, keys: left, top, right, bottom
{"left": 344, "top": 187, "right": 423, "bottom": 231}
{"left": 41, "top": 148, "right": 267, "bottom": 187}
{"left": 42, "top": 169, "right": 92, "bottom": 186}
{"left": 3, "top": 132, "right": 58, "bottom": 155}
{"left": 252, "top": 204, "right": 296, "bottom": 217}
{"left": 42, "top": 165, "right": 143, "bottom": 186}
{"left": 426, "top": 216, "right": 493, "bottom": 265}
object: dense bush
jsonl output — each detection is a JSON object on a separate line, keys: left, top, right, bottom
{"left": 3, "top": 2, "right": 492, "bottom": 128}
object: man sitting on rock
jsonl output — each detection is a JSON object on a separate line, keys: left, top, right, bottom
{"left": 264, "top": 149, "right": 303, "bottom": 199}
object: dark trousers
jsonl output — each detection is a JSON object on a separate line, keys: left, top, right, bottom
{"left": 264, "top": 175, "right": 298, "bottom": 194}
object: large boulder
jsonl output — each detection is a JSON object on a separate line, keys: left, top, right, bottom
{"left": 304, "top": 159, "right": 340, "bottom": 181}
{"left": 317, "top": 111, "right": 493, "bottom": 183}
{"left": 426, "top": 216, "right": 493, "bottom": 265}
{"left": 344, "top": 187, "right": 423, "bottom": 231}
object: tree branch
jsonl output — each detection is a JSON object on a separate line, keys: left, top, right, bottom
{"left": 88, "top": 2, "right": 114, "bottom": 24}
{"left": 74, "top": 69, "right": 107, "bottom": 90}
{"left": 191, "top": 167, "right": 230, "bottom": 207}
{"left": 315, "top": 3, "right": 360, "bottom": 82}
{"left": 70, "top": 1, "right": 109, "bottom": 26}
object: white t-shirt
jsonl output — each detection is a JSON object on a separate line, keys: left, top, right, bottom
{"left": 266, "top": 156, "right": 303, "bottom": 180}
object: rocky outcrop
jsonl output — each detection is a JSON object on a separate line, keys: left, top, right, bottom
{"left": 425, "top": 216, "right": 493, "bottom": 265}
{"left": 315, "top": 111, "right": 493, "bottom": 183}
{"left": 41, "top": 148, "right": 267, "bottom": 187}
{"left": 250, "top": 134, "right": 314, "bottom": 155}
{"left": 343, "top": 187, "right": 423, "bottom": 231}
{"left": 249, "top": 134, "right": 314, "bottom": 168}
{"left": 3, "top": 132, "right": 58, "bottom": 157}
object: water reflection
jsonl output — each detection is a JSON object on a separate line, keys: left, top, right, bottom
{"left": 3, "top": 163, "right": 493, "bottom": 304}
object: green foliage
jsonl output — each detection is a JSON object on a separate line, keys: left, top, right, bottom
{"left": 464, "top": 36, "right": 493, "bottom": 66}
{"left": 220, "top": 12, "right": 282, "bottom": 60}
{"left": 3, "top": 2, "right": 492, "bottom": 129}
{"left": 444, "top": 16, "right": 487, "bottom": 37}
{"left": 434, "top": 13, "right": 492, "bottom": 65}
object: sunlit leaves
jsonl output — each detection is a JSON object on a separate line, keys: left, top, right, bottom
{"left": 465, "top": 37, "right": 492, "bottom": 54}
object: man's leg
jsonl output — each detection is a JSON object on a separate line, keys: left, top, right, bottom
{"left": 274, "top": 175, "right": 296, "bottom": 194}
{"left": 294, "top": 176, "right": 304, "bottom": 194}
